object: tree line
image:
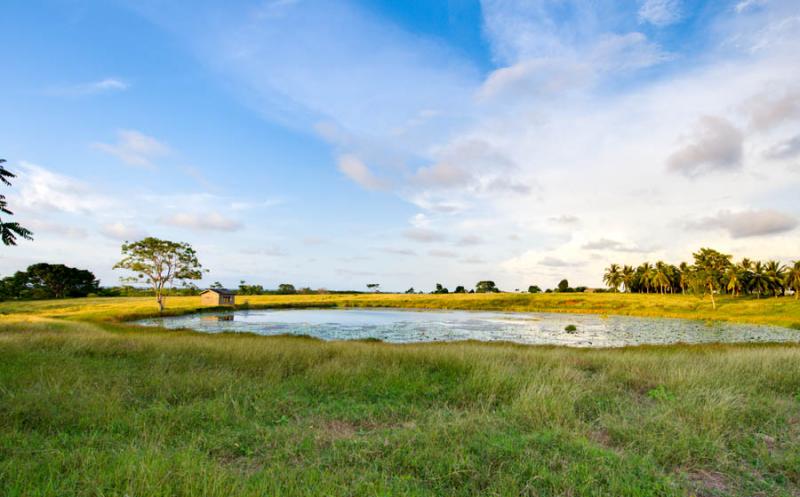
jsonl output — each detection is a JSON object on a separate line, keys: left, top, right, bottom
{"left": 603, "top": 247, "right": 800, "bottom": 308}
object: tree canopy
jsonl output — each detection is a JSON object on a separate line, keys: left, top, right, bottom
{"left": 475, "top": 281, "right": 499, "bottom": 293}
{"left": 0, "top": 263, "right": 98, "bottom": 300}
{"left": 113, "top": 237, "right": 203, "bottom": 311}
{"left": 0, "top": 159, "right": 33, "bottom": 246}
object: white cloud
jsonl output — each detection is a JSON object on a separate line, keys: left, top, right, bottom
{"left": 667, "top": 116, "right": 744, "bottom": 177}
{"left": 92, "top": 130, "right": 170, "bottom": 167}
{"left": 337, "top": 155, "right": 388, "bottom": 191}
{"left": 100, "top": 222, "right": 147, "bottom": 240}
{"left": 46, "top": 77, "right": 129, "bottom": 96}
{"left": 765, "top": 135, "right": 800, "bottom": 160}
{"left": 638, "top": 0, "right": 683, "bottom": 26}
{"left": 539, "top": 256, "right": 585, "bottom": 267}
{"left": 161, "top": 212, "right": 243, "bottom": 232}
{"left": 27, "top": 219, "right": 88, "bottom": 239}
{"left": 109, "top": 0, "right": 800, "bottom": 290}
{"left": 403, "top": 227, "right": 446, "bottom": 243}
{"left": 742, "top": 87, "right": 800, "bottom": 131}
{"left": 688, "top": 209, "right": 797, "bottom": 238}
{"left": 428, "top": 249, "right": 457, "bottom": 258}
{"left": 735, "top": 0, "right": 768, "bottom": 14}
{"left": 16, "top": 163, "right": 112, "bottom": 213}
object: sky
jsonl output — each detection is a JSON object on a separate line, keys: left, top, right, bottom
{"left": 1, "top": 0, "right": 799, "bottom": 292}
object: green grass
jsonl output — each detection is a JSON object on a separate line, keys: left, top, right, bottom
{"left": 1, "top": 295, "right": 799, "bottom": 495}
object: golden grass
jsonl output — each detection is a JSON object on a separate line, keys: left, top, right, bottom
{"left": 1, "top": 292, "right": 799, "bottom": 328}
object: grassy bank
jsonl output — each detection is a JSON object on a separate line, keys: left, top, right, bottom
{"left": 1, "top": 319, "right": 798, "bottom": 496}
{"left": 1, "top": 292, "right": 800, "bottom": 328}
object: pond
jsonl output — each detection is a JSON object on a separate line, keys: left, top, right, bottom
{"left": 135, "top": 308, "right": 799, "bottom": 348}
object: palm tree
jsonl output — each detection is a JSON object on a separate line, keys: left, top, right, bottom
{"left": 765, "top": 260, "right": 786, "bottom": 297}
{"left": 622, "top": 265, "right": 635, "bottom": 293}
{"left": 785, "top": 261, "right": 800, "bottom": 300}
{"left": 639, "top": 262, "right": 654, "bottom": 294}
{"left": 603, "top": 264, "right": 622, "bottom": 292}
{"left": 750, "top": 261, "right": 770, "bottom": 298}
{"left": 678, "top": 262, "right": 690, "bottom": 294}
{"left": 0, "top": 159, "right": 33, "bottom": 246}
{"left": 652, "top": 261, "right": 671, "bottom": 294}
{"left": 724, "top": 266, "right": 742, "bottom": 296}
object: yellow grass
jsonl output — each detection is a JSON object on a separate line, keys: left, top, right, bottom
{"left": 1, "top": 292, "right": 799, "bottom": 328}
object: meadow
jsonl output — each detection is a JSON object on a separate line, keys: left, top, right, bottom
{"left": 1, "top": 293, "right": 799, "bottom": 496}
{"left": 1, "top": 291, "right": 799, "bottom": 328}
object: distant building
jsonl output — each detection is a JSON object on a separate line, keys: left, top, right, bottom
{"left": 200, "top": 288, "right": 236, "bottom": 306}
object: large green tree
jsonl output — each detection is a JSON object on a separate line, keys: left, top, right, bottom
{"left": 603, "top": 264, "right": 622, "bottom": 292}
{"left": 692, "top": 248, "right": 732, "bottom": 309}
{"left": 475, "top": 281, "right": 499, "bottom": 293}
{"left": 0, "top": 263, "right": 98, "bottom": 300}
{"left": 0, "top": 159, "right": 33, "bottom": 246}
{"left": 113, "top": 237, "right": 203, "bottom": 312}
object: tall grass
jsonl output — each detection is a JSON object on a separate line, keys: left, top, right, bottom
{"left": 1, "top": 319, "right": 799, "bottom": 496}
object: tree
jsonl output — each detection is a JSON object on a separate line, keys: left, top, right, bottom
{"left": 238, "top": 280, "right": 265, "bottom": 295}
{"left": 25, "top": 263, "right": 98, "bottom": 298}
{"left": 785, "top": 261, "right": 800, "bottom": 300}
{"left": 0, "top": 159, "right": 33, "bottom": 246}
{"left": 749, "top": 262, "right": 770, "bottom": 298}
{"left": 432, "top": 283, "right": 449, "bottom": 294}
{"left": 692, "top": 247, "right": 732, "bottom": 309}
{"left": 765, "top": 261, "right": 786, "bottom": 297}
{"left": 724, "top": 266, "right": 742, "bottom": 297}
{"left": 367, "top": 283, "right": 381, "bottom": 293}
{"left": 0, "top": 263, "right": 98, "bottom": 300}
{"left": 652, "top": 261, "right": 671, "bottom": 294}
{"left": 622, "top": 265, "right": 635, "bottom": 293}
{"left": 405, "top": 287, "right": 415, "bottom": 294}
{"left": 113, "top": 237, "right": 203, "bottom": 312}
{"left": 557, "top": 279, "right": 570, "bottom": 292}
{"left": 277, "top": 283, "right": 297, "bottom": 295}
{"left": 454, "top": 286, "right": 466, "bottom": 293}
{"left": 475, "top": 281, "right": 499, "bottom": 293}
{"left": 528, "top": 285, "right": 542, "bottom": 293}
{"left": 210, "top": 281, "right": 224, "bottom": 290}
{"left": 603, "top": 264, "right": 622, "bottom": 292}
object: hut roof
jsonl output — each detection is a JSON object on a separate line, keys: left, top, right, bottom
{"left": 201, "top": 288, "right": 235, "bottom": 296}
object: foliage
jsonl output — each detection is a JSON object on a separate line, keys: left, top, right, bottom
{"left": 405, "top": 287, "right": 415, "bottom": 294}
{"left": 432, "top": 283, "right": 449, "bottom": 294}
{"left": 475, "top": 280, "right": 499, "bottom": 293}
{"left": 0, "top": 263, "right": 98, "bottom": 300}
{"left": 557, "top": 279, "right": 570, "bottom": 292}
{"left": 453, "top": 285, "right": 466, "bottom": 293}
{"left": 528, "top": 285, "right": 542, "bottom": 294}
{"left": 602, "top": 247, "right": 795, "bottom": 305}
{"left": 366, "top": 283, "right": 380, "bottom": 293}
{"left": 0, "top": 158, "right": 33, "bottom": 246}
{"left": 113, "top": 237, "right": 203, "bottom": 312}
{"left": 238, "top": 281, "right": 265, "bottom": 295}
{"left": 564, "top": 324, "right": 577, "bottom": 332}
{"left": 277, "top": 284, "right": 297, "bottom": 295}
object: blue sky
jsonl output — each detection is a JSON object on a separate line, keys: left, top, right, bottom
{"left": 1, "top": 0, "right": 798, "bottom": 291}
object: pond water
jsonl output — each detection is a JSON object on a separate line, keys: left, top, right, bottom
{"left": 135, "top": 308, "right": 799, "bottom": 348}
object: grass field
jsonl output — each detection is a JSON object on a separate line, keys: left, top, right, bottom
{"left": 1, "top": 294, "right": 799, "bottom": 496}
{"left": 1, "top": 292, "right": 799, "bottom": 328}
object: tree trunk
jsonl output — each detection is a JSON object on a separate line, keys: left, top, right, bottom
{"left": 708, "top": 283, "right": 716, "bottom": 310}
{"left": 157, "top": 294, "right": 165, "bottom": 313}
